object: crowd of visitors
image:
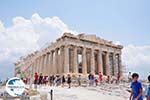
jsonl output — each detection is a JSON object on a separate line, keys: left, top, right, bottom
{"left": 32, "top": 71, "right": 121, "bottom": 88}
{"left": 22, "top": 71, "right": 150, "bottom": 100}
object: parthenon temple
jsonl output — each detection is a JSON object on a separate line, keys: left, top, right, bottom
{"left": 15, "top": 33, "right": 123, "bottom": 78}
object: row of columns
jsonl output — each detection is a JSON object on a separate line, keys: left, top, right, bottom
{"left": 29, "top": 45, "right": 122, "bottom": 77}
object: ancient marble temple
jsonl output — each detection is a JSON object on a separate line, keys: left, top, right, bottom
{"left": 14, "top": 33, "right": 123, "bottom": 78}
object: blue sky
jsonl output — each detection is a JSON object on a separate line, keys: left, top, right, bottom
{"left": 0, "top": 0, "right": 150, "bottom": 80}
{"left": 0, "top": 0, "right": 150, "bottom": 45}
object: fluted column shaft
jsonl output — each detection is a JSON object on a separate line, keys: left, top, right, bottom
{"left": 82, "top": 47, "right": 87, "bottom": 74}
{"left": 50, "top": 51, "right": 54, "bottom": 74}
{"left": 53, "top": 51, "right": 57, "bottom": 74}
{"left": 42, "top": 55, "right": 46, "bottom": 75}
{"left": 59, "top": 47, "right": 64, "bottom": 74}
{"left": 106, "top": 52, "right": 110, "bottom": 76}
{"left": 91, "top": 48, "right": 95, "bottom": 74}
{"left": 113, "top": 53, "right": 117, "bottom": 76}
{"left": 55, "top": 49, "right": 59, "bottom": 74}
{"left": 39, "top": 57, "right": 43, "bottom": 73}
{"left": 37, "top": 58, "right": 40, "bottom": 73}
{"left": 98, "top": 49, "right": 103, "bottom": 74}
{"left": 73, "top": 46, "right": 78, "bottom": 74}
{"left": 118, "top": 54, "right": 122, "bottom": 76}
{"left": 45, "top": 53, "right": 50, "bottom": 75}
{"left": 64, "top": 46, "right": 69, "bottom": 73}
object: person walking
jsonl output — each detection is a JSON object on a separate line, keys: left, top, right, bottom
{"left": 95, "top": 77, "right": 98, "bottom": 86}
{"left": 61, "top": 75, "right": 66, "bottom": 87}
{"left": 38, "top": 73, "right": 43, "bottom": 85}
{"left": 77, "top": 75, "right": 81, "bottom": 86}
{"left": 34, "top": 72, "right": 38, "bottom": 89}
{"left": 67, "top": 74, "right": 72, "bottom": 88}
{"left": 52, "top": 75, "right": 55, "bottom": 86}
{"left": 88, "top": 73, "right": 94, "bottom": 86}
{"left": 129, "top": 73, "right": 143, "bottom": 100}
{"left": 145, "top": 75, "right": 150, "bottom": 100}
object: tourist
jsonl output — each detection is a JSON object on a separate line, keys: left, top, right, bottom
{"left": 106, "top": 75, "right": 110, "bottom": 84}
{"left": 43, "top": 76, "right": 48, "bottom": 85}
{"left": 77, "top": 75, "right": 81, "bottom": 86}
{"left": 34, "top": 73, "right": 38, "bottom": 84}
{"left": 56, "top": 75, "right": 61, "bottom": 86}
{"left": 34, "top": 72, "right": 38, "bottom": 89}
{"left": 88, "top": 73, "right": 92, "bottom": 86}
{"left": 38, "top": 73, "right": 43, "bottom": 85}
{"left": 88, "top": 73, "right": 94, "bottom": 86}
{"left": 145, "top": 75, "right": 150, "bottom": 100}
{"left": 129, "top": 73, "right": 143, "bottom": 100}
{"left": 99, "top": 72, "right": 103, "bottom": 83}
{"left": 128, "top": 72, "right": 132, "bottom": 83}
{"left": 110, "top": 76, "right": 114, "bottom": 84}
{"left": 116, "top": 72, "right": 120, "bottom": 84}
{"left": 48, "top": 75, "right": 52, "bottom": 86}
{"left": 61, "top": 75, "right": 66, "bottom": 87}
{"left": 95, "top": 77, "right": 98, "bottom": 86}
{"left": 67, "top": 74, "right": 72, "bottom": 88}
{"left": 52, "top": 75, "right": 55, "bottom": 86}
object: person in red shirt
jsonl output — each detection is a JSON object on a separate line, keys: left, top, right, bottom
{"left": 34, "top": 72, "right": 38, "bottom": 85}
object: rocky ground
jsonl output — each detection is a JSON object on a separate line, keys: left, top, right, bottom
{"left": 0, "top": 82, "right": 146, "bottom": 100}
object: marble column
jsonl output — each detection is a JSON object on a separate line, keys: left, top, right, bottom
{"left": 58, "top": 48, "right": 63, "bottom": 74}
{"left": 42, "top": 55, "right": 46, "bottom": 75}
{"left": 33, "top": 60, "right": 36, "bottom": 75}
{"left": 45, "top": 53, "right": 50, "bottom": 75}
{"left": 82, "top": 47, "right": 87, "bottom": 74}
{"left": 113, "top": 53, "right": 117, "bottom": 76}
{"left": 39, "top": 56, "right": 43, "bottom": 73}
{"left": 31, "top": 62, "right": 35, "bottom": 81}
{"left": 90, "top": 48, "right": 95, "bottom": 74}
{"left": 118, "top": 54, "right": 122, "bottom": 76}
{"left": 37, "top": 58, "right": 40, "bottom": 73}
{"left": 43, "top": 55, "right": 46, "bottom": 75}
{"left": 98, "top": 49, "right": 103, "bottom": 74}
{"left": 51, "top": 51, "right": 54, "bottom": 74}
{"left": 53, "top": 50, "right": 57, "bottom": 74}
{"left": 48, "top": 52, "right": 52, "bottom": 75}
{"left": 35, "top": 59, "right": 38, "bottom": 73}
{"left": 106, "top": 52, "right": 110, "bottom": 76}
{"left": 73, "top": 46, "right": 78, "bottom": 74}
{"left": 64, "top": 46, "right": 69, "bottom": 73}
{"left": 55, "top": 49, "right": 59, "bottom": 74}
{"left": 59, "top": 47, "right": 64, "bottom": 74}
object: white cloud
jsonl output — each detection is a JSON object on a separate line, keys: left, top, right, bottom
{"left": 114, "top": 41, "right": 121, "bottom": 45}
{"left": 0, "top": 13, "right": 75, "bottom": 62}
{"left": 0, "top": 13, "right": 75, "bottom": 79}
{"left": 122, "top": 44, "right": 150, "bottom": 67}
{"left": 122, "top": 44, "right": 150, "bottom": 79}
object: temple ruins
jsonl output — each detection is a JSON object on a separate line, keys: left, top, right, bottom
{"left": 14, "top": 33, "right": 123, "bottom": 78}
